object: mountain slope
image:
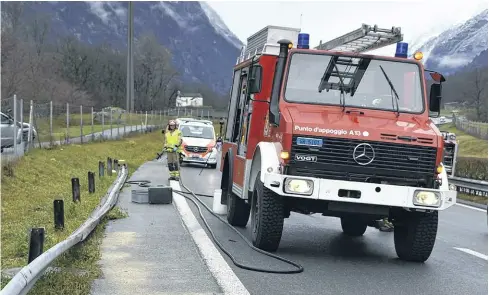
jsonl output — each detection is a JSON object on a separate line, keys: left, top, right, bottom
{"left": 412, "top": 9, "right": 488, "bottom": 75}
{"left": 13, "top": 1, "right": 243, "bottom": 95}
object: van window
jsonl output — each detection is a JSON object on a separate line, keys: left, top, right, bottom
{"left": 181, "top": 125, "right": 215, "bottom": 139}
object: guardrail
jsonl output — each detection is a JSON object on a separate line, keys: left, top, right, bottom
{"left": 0, "top": 165, "right": 129, "bottom": 295}
{"left": 448, "top": 176, "right": 488, "bottom": 198}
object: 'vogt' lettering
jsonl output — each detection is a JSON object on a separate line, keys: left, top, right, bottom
{"left": 295, "top": 154, "right": 318, "bottom": 162}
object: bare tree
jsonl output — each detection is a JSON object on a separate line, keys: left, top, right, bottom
{"left": 464, "top": 68, "right": 488, "bottom": 121}
{"left": 1, "top": 8, "right": 224, "bottom": 112}
{"left": 134, "top": 33, "right": 178, "bottom": 111}
{"left": 22, "top": 16, "right": 51, "bottom": 100}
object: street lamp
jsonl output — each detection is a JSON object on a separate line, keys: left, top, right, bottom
{"left": 126, "top": 1, "right": 134, "bottom": 113}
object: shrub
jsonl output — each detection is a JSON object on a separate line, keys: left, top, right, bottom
{"left": 455, "top": 157, "right": 488, "bottom": 181}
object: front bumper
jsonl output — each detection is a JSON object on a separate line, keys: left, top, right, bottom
{"left": 181, "top": 151, "right": 218, "bottom": 164}
{"left": 263, "top": 172, "right": 457, "bottom": 211}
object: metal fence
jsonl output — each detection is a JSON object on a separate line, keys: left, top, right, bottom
{"left": 0, "top": 95, "right": 167, "bottom": 166}
{"left": 165, "top": 107, "right": 227, "bottom": 119}
{"left": 1, "top": 96, "right": 227, "bottom": 166}
{"left": 453, "top": 115, "right": 488, "bottom": 139}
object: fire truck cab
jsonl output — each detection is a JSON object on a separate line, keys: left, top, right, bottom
{"left": 220, "top": 24, "right": 457, "bottom": 262}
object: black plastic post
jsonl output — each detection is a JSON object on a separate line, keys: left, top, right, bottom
{"left": 28, "top": 228, "right": 45, "bottom": 263}
{"left": 107, "top": 157, "right": 112, "bottom": 171}
{"left": 88, "top": 171, "right": 95, "bottom": 193}
{"left": 53, "top": 200, "right": 64, "bottom": 230}
{"left": 71, "top": 177, "right": 80, "bottom": 202}
{"left": 107, "top": 157, "right": 113, "bottom": 176}
{"left": 98, "top": 161, "right": 105, "bottom": 177}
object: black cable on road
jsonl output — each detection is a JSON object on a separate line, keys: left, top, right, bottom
{"left": 125, "top": 176, "right": 304, "bottom": 274}
{"left": 174, "top": 182, "right": 304, "bottom": 274}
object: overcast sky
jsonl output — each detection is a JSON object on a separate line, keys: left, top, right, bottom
{"left": 207, "top": 0, "right": 487, "bottom": 55}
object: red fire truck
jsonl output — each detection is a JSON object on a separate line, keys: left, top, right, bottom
{"left": 219, "top": 24, "right": 457, "bottom": 262}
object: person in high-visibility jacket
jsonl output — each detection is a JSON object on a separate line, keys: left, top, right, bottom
{"left": 163, "top": 120, "right": 183, "bottom": 180}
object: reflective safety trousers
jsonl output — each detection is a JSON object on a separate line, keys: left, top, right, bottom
{"left": 165, "top": 129, "right": 182, "bottom": 151}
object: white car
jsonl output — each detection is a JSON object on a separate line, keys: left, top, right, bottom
{"left": 179, "top": 120, "right": 218, "bottom": 168}
{"left": 1, "top": 112, "right": 37, "bottom": 152}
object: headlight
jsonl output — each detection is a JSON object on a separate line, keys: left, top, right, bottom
{"left": 284, "top": 178, "right": 313, "bottom": 195}
{"left": 413, "top": 190, "right": 441, "bottom": 207}
{"left": 449, "top": 184, "right": 456, "bottom": 191}
{"left": 449, "top": 134, "right": 456, "bottom": 140}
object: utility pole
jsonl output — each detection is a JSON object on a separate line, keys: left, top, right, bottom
{"left": 126, "top": 1, "right": 135, "bottom": 113}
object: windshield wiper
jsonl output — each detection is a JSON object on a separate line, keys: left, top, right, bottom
{"left": 378, "top": 65, "right": 400, "bottom": 117}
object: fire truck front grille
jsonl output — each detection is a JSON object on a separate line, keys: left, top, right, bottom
{"left": 288, "top": 135, "right": 437, "bottom": 186}
{"left": 184, "top": 146, "right": 208, "bottom": 153}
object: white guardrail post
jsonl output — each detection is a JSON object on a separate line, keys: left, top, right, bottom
{"left": 1, "top": 165, "right": 129, "bottom": 295}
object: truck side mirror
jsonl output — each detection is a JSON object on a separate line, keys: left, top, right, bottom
{"left": 248, "top": 64, "right": 262, "bottom": 94}
{"left": 429, "top": 83, "right": 442, "bottom": 117}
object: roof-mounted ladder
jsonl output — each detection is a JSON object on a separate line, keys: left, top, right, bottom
{"left": 315, "top": 24, "right": 403, "bottom": 53}
{"left": 318, "top": 55, "right": 371, "bottom": 95}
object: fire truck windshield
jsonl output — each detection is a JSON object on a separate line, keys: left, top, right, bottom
{"left": 284, "top": 52, "right": 425, "bottom": 114}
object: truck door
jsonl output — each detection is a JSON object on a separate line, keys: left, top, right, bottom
{"left": 231, "top": 69, "right": 249, "bottom": 189}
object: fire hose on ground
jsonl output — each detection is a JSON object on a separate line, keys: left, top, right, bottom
{"left": 129, "top": 153, "right": 304, "bottom": 274}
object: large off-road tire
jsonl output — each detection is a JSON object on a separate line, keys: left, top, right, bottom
{"left": 394, "top": 211, "right": 438, "bottom": 262}
{"left": 340, "top": 217, "right": 368, "bottom": 237}
{"left": 222, "top": 160, "right": 250, "bottom": 227}
{"left": 250, "top": 172, "right": 284, "bottom": 252}
{"left": 227, "top": 192, "right": 250, "bottom": 227}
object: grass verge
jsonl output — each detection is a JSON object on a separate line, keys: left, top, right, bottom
{"left": 1, "top": 131, "right": 164, "bottom": 294}
{"left": 34, "top": 112, "right": 163, "bottom": 143}
{"left": 457, "top": 193, "right": 488, "bottom": 206}
{"left": 438, "top": 124, "right": 488, "bottom": 158}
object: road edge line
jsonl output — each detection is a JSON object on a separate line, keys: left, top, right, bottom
{"left": 454, "top": 247, "right": 488, "bottom": 260}
{"left": 455, "top": 201, "right": 487, "bottom": 212}
{"left": 170, "top": 180, "right": 250, "bottom": 295}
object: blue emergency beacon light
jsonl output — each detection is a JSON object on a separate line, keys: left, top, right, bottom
{"left": 297, "top": 33, "right": 310, "bottom": 49}
{"left": 395, "top": 42, "right": 408, "bottom": 58}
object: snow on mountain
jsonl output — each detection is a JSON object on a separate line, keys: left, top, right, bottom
{"left": 199, "top": 2, "right": 243, "bottom": 49}
{"left": 412, "top": 9, "right": 488, "bottom": 75}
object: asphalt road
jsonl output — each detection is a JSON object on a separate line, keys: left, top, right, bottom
{"left": 91, "top": 161, "right": 223, "bottom": 295}
{"left": 179, "top": 159, "right": 488, "bottom": 295}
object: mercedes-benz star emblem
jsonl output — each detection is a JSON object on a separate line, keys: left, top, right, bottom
{"left": 193, "top": 147, "right": 199, "bottom": 152}
{"left": 353, "top": 143, "right": 375, "bottom": 166}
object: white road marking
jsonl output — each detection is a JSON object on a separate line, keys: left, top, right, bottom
{"left": 170, "top": 181, "right": 250, "bottom": 295}
{"left": 454, "top": 247, "right": 488, "bottom": 261}
{"left": 455, "top": 203, "right": 487, "bottom": 213}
